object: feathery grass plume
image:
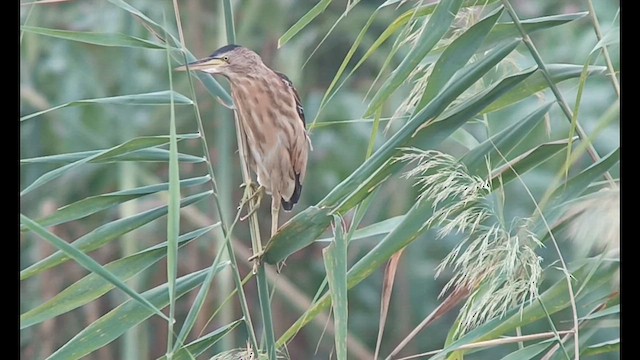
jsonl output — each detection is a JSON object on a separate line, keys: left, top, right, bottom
{"left": 561, "top": 185, "right": 620, "bottom": 257}
{"left": 391, "top": 63, "right": 433, "bottom": 123}
{"left": 208, "top": 348, "right": 255, "bottom": 360}
{"left": 208, "top": 346, "right": 288, "bottom": 360}
{"left": 390, "top": 5, "right": 491, "bottom": 127}
{"left": 399, "top": 148, "right": 543, "bottom": 331}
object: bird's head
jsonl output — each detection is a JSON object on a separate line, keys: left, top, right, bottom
{"left": 175, "top": 44, "right": 264, "bottom": 78}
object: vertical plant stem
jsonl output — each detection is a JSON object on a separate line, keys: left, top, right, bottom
{"left": 501, "top": 0, "right": 613, "bottom": 183}
{"left": 119, "top": 16, "right": 145, "bottom": 360}
{"left": 214, "top": 2, "right": 236, "bottom": 350}
{"left": 164, "top": 17, "right": 180, "bottom": 357}
{"left": 223, "top": 0, "right": 236, "bottom": 44}
{"left": 586, "top": 0, "right": 619, "bottom": 97}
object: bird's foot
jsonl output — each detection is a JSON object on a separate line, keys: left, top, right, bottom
{"left": 276, "top": 261, "right": 286, "bottom": 274}
{"left": 238, "top": 182, "right": 264, "bottom": 221}
{"left": 248, "top": 250, "right": 264, "bottom": 274}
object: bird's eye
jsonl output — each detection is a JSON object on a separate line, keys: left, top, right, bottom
{"left": 222, "top": 56, "right": 229, "bottom": 62}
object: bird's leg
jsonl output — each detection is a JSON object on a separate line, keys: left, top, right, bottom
{"left": 247, "top": 198, "right": 281, "bottom": 270}
{"left": 238, "top": 181, "right": 264, "bottom": 221}
{"left": 246, "top": 195, "right": 281, "bottom": 265}
{"left": 271, "top": 194, "right": 280, "bottom": 238}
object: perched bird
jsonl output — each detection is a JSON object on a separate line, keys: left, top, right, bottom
{"left": 175, "top": 45, "right": 310, "bottom": 236}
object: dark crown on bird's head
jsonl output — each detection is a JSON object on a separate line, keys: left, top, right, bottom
{"left": 208, "top": 44, "right": 242, "bottom": 58}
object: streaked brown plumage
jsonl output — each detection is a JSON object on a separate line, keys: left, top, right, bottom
{"left": 175, "top": 45, "right": 310, "bottom": 236}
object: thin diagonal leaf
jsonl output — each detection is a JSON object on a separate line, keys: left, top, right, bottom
{"left": 482, "top": 65, "right": 606, "bottom": 114}
{"left": 544, "top": 147, "right": 620, "bottom": 211}
{"left": 323, "top": 215, "right": 348, "bottom": 360}
{"left": 95, "top": 134, "right": 201, "bottom": 162}
{"left": 315, "top": 215, "right": 405, "bottom": 243}
{"left": 365, "top": 0, "right": 464, "bottom": 116}
{"left": 20, "top": 190, "right": 212, "bottom": 280}
{"left": 20, "top": 214, "right": 169, "bottom": 322}
{"left": 21, "top": 90, "right": 192, "bottom": 121}
{"left": 461, "top": 101, "right": 555, "bottom": 175}
{"left": 20, "top": 225, "right": 218, "bottom": 329}
{"left": 278, "top": 0, "right": 332, "bottom": 48}
{"left": 21, "top": 176, "right": 210, "bottom": 231}
{"left": 374, "top": 250, "right": 403, "bottom": 359}
{"left": 21, "top": 148, "right": 205, "bottom": 164}
{"left": 418, "top": 7, "right": 504, "bottom": 108}
{"left": 590, "top": 26, "right": 619, "bottom": 55}
{"left": 580, "top": 304, "right": 619, "bottom": 320}
{"left": 20, "top": 134, "right": 198, "bottom": 196}
{"left": 500, "top": 341, "right": 554, "bottom": 360}
{"left": 581, "top": 339, "right": 619, "bottom": 356}
{"left": 47, "top": 269, "right": 210, "bottom": 360}
{"left": 160, "top": 320, "right": 243, "bottom": 360}
{"left": 490, "top": 138, "right": 575, "bottom": 186}
{"left": 20, "top": 25, "right": 165, "bottom": 49}
{"left": 165, "top": 32, "right": 180, "bottom": 355}
{"left": 482, "top": 12, "right": 588, "bottom": 50}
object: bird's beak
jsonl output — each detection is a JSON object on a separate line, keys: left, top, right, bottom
{"left": 174, "top": 57, "right": 226, "bottom": 72}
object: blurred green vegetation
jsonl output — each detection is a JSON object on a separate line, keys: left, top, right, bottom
{"left": 20, "top": 0, "right": 618, "bottom": 359}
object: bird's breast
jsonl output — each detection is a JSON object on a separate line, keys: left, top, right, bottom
{"left": 230, "top": 75, "right": 308, "bottom": 201}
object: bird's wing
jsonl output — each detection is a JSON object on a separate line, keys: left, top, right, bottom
{"left": 275, "top": 71, "right": 305, "bottom": 128}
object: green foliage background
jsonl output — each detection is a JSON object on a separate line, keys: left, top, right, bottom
{"left": 20, "top": 0, "right": 619, "bottom": 359}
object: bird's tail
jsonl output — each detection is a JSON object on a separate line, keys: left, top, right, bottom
{"left": 281, "top": 173, "right": 302, "bottom": 211}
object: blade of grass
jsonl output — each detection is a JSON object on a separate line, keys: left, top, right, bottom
{"left": 46, "top": 269, "right": 210, "bottom": 360}
{"left": 482, "top": 64, "right": 606, "bottom": 114}
{"left": 222, "top": 0, "right": 236, "bottom": 44}
{"left": 417, "top": 6, "right": 504, "bottom": 108}
{"left": 21, "top": 214, "right": 170, "bottom": 322}
{"left": 490, "top": 138, "right": 574, "bottom": 187}
{"left": 581, "top": 339, "right": 619, "bottom": 356}
{"left": 500, "top": 341, "right": 554, "bottom": 360}
{"left": 315, "top": 215, "right": 405, "bottom": 243}
{"left": 20, "top": 25, "right": 165, "bottom": 49}
{"left": 159, "top": 320, "right": 243, "bottom": 360}
{"left": 323, "top": 215, "right": 348, "bottom": 360}
{"left": 278, "top": 0, "right": 332, "bottom": 48}
{"left": 461, "top": 101, "right": 554, "bottom": 175}
{"left": 374, "top": 250, "right": 403, "bottom": 359}
{"left": 20, "top": 176, "right": 210, "bottom": 231}
{"left": 20, "top": 190, "right": 212, "bottom": 279}
{"left": 20, "top": 225, "right": 218, "bottom": 329}
{"left": 20, "top": 148, "right": 205, "bottom": 164}
{"left": 365, "top": 0, "right": 464, "bottom": 116}
{"left": 170, "top": 198, "right": 247, "bottom": 353}
{"left": 21, "top": 90, "right": 192, "bottom": 121}
{"left": 335, "top": 67, "right": 539, "bottom": 213}
{"left": 20, "top": 135, "right": 198, "bottom": 196}
{"left": 164, "top": 23, "right": 180, "bottom": 357}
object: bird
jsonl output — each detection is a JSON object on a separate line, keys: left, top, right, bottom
{"left": 175, "top": 44, "right": 311, "bottom": 237}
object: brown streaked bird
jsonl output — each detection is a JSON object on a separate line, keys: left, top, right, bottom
{"left": 175, "top": 44, "right": 311, "bottom": 237}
